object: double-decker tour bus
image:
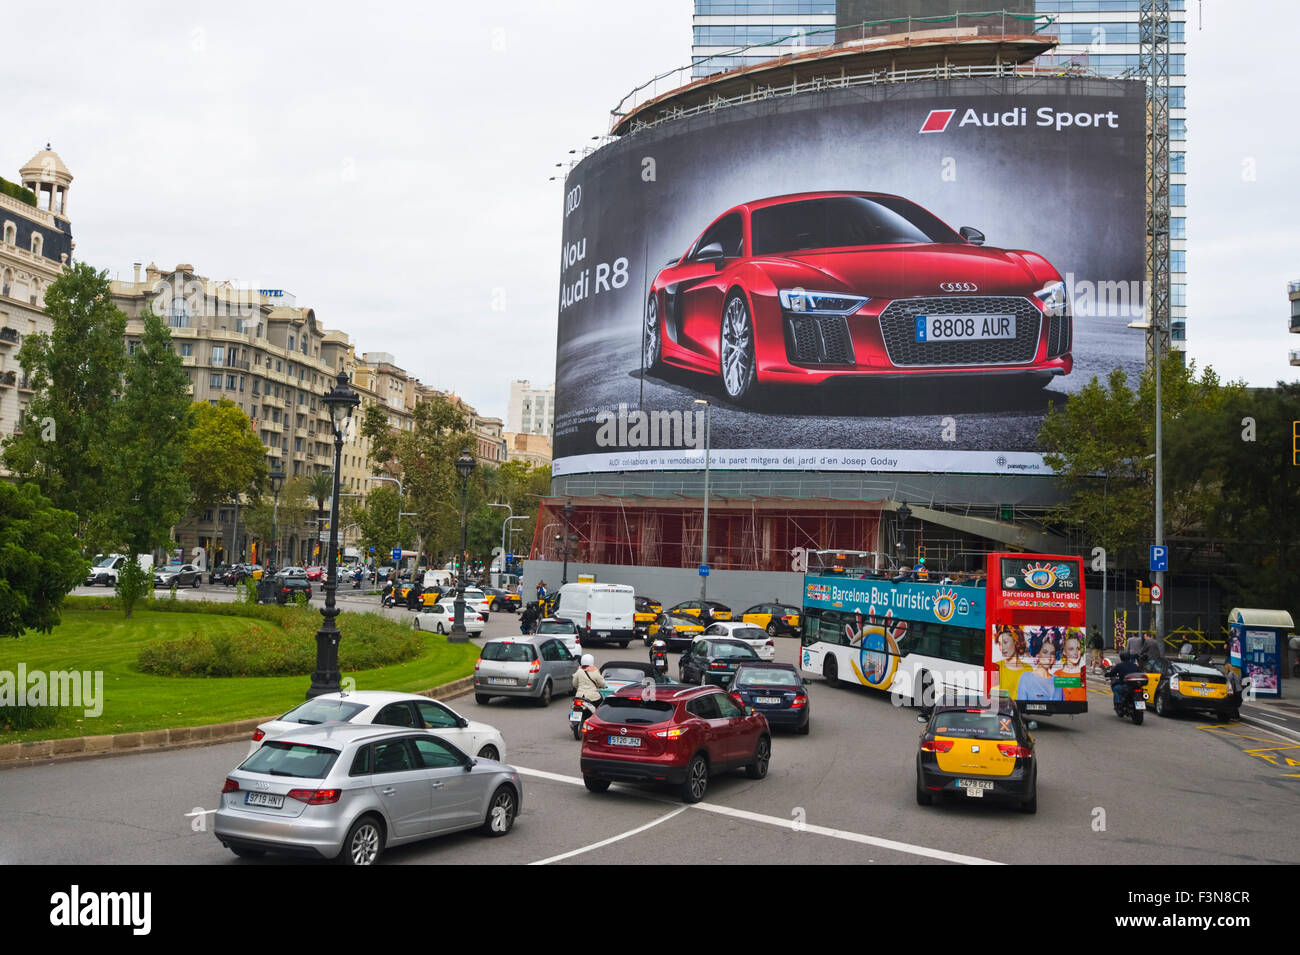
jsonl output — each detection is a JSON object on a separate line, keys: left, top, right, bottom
{"left": 798, "top": 551, "right": 1086, "bottom": 716}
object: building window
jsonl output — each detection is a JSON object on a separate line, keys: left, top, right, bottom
{"left": 1170, "top": 250, "right": 1186, "bottom": 273}
{"left": 1170, "top": 184, "right": 1186, "bottom": 207}
{"left": 276, "top": 360, "right": 282, "bottom": 372}
{"left": 1171, "top": 217, "right": 1186, "bottom": 240}
{"left": 2, "top": 222, "right": 14, "bottom": 245}
{"left": 212, "top": 345, "right": 225, "bottom": 364}
{"left": 1171, "top": 284, "right": 1186, "bottom": 308}
{"left": 288, "top": 335, "right": 295, "bottom": 350}
{"left": 272, "top": 408, "right": 280, "bottom": 423}
{"left": 30, "top": 233, "right": 43, "bottom": 256}
{"left": 202, "top": 510, "right": 213, "bottom": 522}
{"left": 180, "top": 343, "right": 193, "bottom": 357}
{"left": 1170, "top": 118, "right": 1187, "bottom": 141}
{"left": 168, "top": 299, "right": 190, "bottom": 329}
{"left": 128, "top": 340, "right": 139, "bottom": 354}
{"left": 210, "top": 373, "right": 222, "bottom": 388}
{"left": 1169, "top": 85, "right": 1186, "bottom": 109}
{"left": 1170, "top": 152, "right": 1185, "bottom": 174}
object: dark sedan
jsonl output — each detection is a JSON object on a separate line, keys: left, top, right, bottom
{"left": 729, "top": 663, "right": 810, "bottom": 734}
{"left": 270, "top": 571, "right": 312, "bottom": 604}
{"left": 679, "top": 638, "right": 761, "bottom": 687}
{"left": 654, "top": 612, "right": 707, "bottom": 653}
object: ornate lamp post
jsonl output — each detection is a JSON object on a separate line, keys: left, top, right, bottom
{"left": 561, "top": 499, "right": 576, "bottom": 585}
{"left": 896, "top": 501, "right": 912, "bottom": 566}
{"left": 449, "top": 449, "right": 476, "bottom": 642}
{"left": 307, "top": 371, "right": 360, "bottom": 699}
{"left": 269, "top": 468, "right": 285, "bottom": 570}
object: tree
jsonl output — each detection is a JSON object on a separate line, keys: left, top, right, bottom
{"left": 105, "top": 307, "right": 192, "bottom": 557}
{"left": 305, "top": 471, "right": 334, "bottom": 519}
{"left": 355, "top": 485, "right": 401, "bottom": 558}
{"left": 1, "top": 263, "right": 126, "bottom": 548}
{"left": 1038, "top": 356, "right": 1245, "bottom": 567}
{"left": 183, "top": 399, "right": 269, "bottom": 515}
{"left": 0, "top": 483, "right": 87, "bottom": 637}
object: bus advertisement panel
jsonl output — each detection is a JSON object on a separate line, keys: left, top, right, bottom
{"left": 799, "top": 552, "right": 1087, "bottom": 716}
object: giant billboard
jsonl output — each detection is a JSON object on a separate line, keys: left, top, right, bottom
{"left": 553, "top": 77, "right": 1146, "bottom": 477}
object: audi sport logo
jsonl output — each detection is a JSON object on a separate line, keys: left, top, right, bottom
{"left": 919, "top": 109, "right": 955, "bottom": 134}
{"left": 940, "top": 282, "right": 978, "bottom": 292}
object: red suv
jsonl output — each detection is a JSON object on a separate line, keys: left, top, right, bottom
{"left": 580, "top": 684, "right": 771, "bottom": 803}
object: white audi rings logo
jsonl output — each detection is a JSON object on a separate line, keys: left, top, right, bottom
{"left": 940, "top": 282, "right": 978, "bottom": 292}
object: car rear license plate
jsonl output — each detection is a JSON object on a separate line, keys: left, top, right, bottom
{"left": 1134, "top": 701, "right": 1146, "bottom": 710}
{"left": 1194, "top": 687, "right": 1210, "bottom": 695}
{"left": 608, "top": 735, "right": 641, "bottom": 747}
{"left": 1024, "top": 703, "right": 1046, "bottom": 712}
{"left": 956, "top": 779, "right": 993, "bottom": 796}
{"left": 244, "top": 792, "right": 284, "bottom": 808}
{"left": 489, "top": 677, "right": 516, "bottom": 685}
{"left": 599, "top": 632, "right": 610, "bottom": 637}
{"left": 756, "top": 696, "right": 782, "bottom": 705}
{"left": 915, "top": 314, "right": 1016, "bottom": 343}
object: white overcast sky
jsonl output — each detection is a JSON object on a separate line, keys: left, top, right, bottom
{"left": 3, "top": 0, "right": 1294, "bottom": 421}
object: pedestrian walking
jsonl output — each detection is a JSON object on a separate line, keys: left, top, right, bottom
{"left": 1125, "top": 630, "right": 1144, "bottom": 658}
{"left": 1223, "top": 662, "right": 1243, "bottom": 719}
{"left": 1140, "top": 631, "right": 1161, "bottom": 662}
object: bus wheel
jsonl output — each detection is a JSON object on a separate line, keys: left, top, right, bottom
{"left": 823, "top": 656, "right": 839, "bottom": 688}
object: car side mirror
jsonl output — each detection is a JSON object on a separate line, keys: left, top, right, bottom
{"left": 959, "top": 226, "right": 985, "bottom": 246}
{"left": 457, "top": 718, "right": 469, "bottom": 728}
{"left": 916, "top": 714, "right": 928, "bottom": 723}
{"left": 465, "top": 759, "right": 476, "bottom": 772}
{"left": 696, "top": 241, "right": 725, "bottom": 268}
{"left": 1026, "top": 721, "right": 1039, "bottom": 731}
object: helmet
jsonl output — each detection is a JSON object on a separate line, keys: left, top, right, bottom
{"left": 581, "top": 654, "right": 595, "bottom": 667}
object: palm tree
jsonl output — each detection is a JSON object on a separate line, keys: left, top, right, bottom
{"left": 306, "top": 471, "right": 334, "bottom": 515}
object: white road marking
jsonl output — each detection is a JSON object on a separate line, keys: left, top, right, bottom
{"left": 185, "top": 809, "right": 217, "bottom": 817}
{"left": 529, "top": 807, "right": 688, "bottom": 865}
{"left": 516, "top": 765, "right": 1002, "bottom": 865}
{"left": 1248, "top": 717, "right": 1296, "bottom": 735}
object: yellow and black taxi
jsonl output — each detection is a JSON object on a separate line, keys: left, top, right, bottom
{"left": 740, "top": 602, "right": 802, "bottom": 638}
{"left": 481, "top": 586, "right": 522, "bottom": 613}
{"left": 915, "top": 701, "right": 1037, "bottom": 814}
{"left": 1145, "top": 657, "right": 1235, "bottom": 720}
{"left": 667, "top": 600, "right": 733, "bottom": 623}
{"left": 383, "top": 585, "right": 444, "bottom": 609}
{"left": 635, "top": 596, "right": 664, "bottom": 643}
{"left": 654, "top": 611, "right": 708, "bottom": 652}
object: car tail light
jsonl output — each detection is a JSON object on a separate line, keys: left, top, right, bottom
{"left": 791, "top": 694, "right": 807, "bottom": 708}
{"left": 529, "top": 658, "right": 541, "bottom": 673}
{"left": 282, "top": 587, "right": 291, "bottom": 594}
{"left": 651, "top": 727, "right": 686, "bottom": 739}
{"left": 920, "top": 740, "right": 954, "bottom": 753}
{"left": 765, "top": 639, "right": 774, "bottom": 647}
{"left": 997, "top": 743, "right": 1033, "bottom": 759}
{"left": 251, "top": 729, "right": 265, "bottom": 742}
{"left": 287, "top": 788, "right": 342, "bottom": 805}
{"left": 222, "top": 778, "right": 240, "bottom": 793}
{"left": 474, "top": 659, "right": 482, "bottom": 670}
{"left": 730, "top": 693, "right": 744, "bottom": 706}
{"left": 709, "top": 662, "right": 728, "bottom": 669}
{"left": 582, "top": 720, "right": 600, "bottom": 734}
{"left": 1170, "top": 676, "right": 1181, "bottom": 692}
{"left": 783, "top": 615, "right": 797, "bottom": 625}
{"left": 586, "top": 612, "right": 592, "bottom": 629}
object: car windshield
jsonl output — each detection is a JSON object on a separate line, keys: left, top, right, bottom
{"left": 537, "top": 621, "right": 574, "bottom": 634}
{"left": 711, "top": 642, "right": 759, "bottom": 660}
{"left": 734, "top": 667, "right": 800, "bottom": 687}
{"left": 481, "top": 642, "right": 536, "bottom": 663}
{"left": 279, "top": 699, "right": 368, "bottom": 725}
{"left": 932, "top": 711, "right": 1018, "bottom": 740}
{"left": 594, "top": 699, "right": 675, "bottom": 725}
{"left": 751, "top": 195, "right": 961, "bottom": 255}
{"left": 602, "top": 667, "right": 651, "bottom": 683}
{"left": 239, "top": 741, "right": 339, "bottom": 779}
{"left": 729, "top": 628, "right": 767, "bottom": 641}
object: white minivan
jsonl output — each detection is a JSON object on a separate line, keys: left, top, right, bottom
{"left": 555, "top": 583, "right": 637, "bottom": 648}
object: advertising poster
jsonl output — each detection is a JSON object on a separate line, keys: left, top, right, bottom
{"left": 554, "top": 77, "right": 1146, "bottom": 476}
{"left": 992, "top": 624, "right": 1087, "bottom": 703}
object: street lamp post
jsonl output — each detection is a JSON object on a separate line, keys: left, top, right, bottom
{"left": 307, "top": 371, "right": 360, "bottom": 699}
{"left": 269, "top": 467, "right": 285, "bottom": 570}
{"left": 694, "top": 399, "right": 711, "bottom": 602}
{"left": 449, "top": 449, "right": 476, "bottom": 642}
{"left": 368, "top": 475, "right": 405, "bottom": 581}
{"left": 896, "top": 501, "right": 912, "bottom": 566}
{"left": 561, "top": 500, "right": 575, "bottom": 585}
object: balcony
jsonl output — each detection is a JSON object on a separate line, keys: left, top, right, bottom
{"left": 0, "top": 370, "right": 15, "bottom": 386}
{"left": 1290, "top": 312, "right": 1300, "bottom": 333}
{"left": 1288, "top": 280, "right": 1300, "bottom": 295}
{"left": 18, "top": 374, "right": 32, "bottom": 392}
{"left": 0, "top": 326, "right": 18, "bottom": 345}
{"left": 1291, "top": 349, "right": 1300, "bottom": 367}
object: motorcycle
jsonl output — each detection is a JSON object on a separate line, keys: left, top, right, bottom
{"left": 1110, "top": 671, "right": 1151, "bottom": 725}
{"left": 570, "top": 696, "right": 597, "bottom": 740}
{"left": 650, "top": 639, "right": 669, "bottom": 677}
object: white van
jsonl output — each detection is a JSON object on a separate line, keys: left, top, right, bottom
{"left": 85, "top": 553, "right": 155, "bottom": 586}
{"left": 555, "top": 583, "right": 637, "bottom": 648}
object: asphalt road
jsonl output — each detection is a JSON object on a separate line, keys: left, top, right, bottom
{"left": 3, "top": 600, "right": 1298, "bottom": 866}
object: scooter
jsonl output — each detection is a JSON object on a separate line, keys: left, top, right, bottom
{"left": 570, "top": 696, "right": 596, "bottom": 740}
{"left": 1110, "top": 672, "right": 1151, "bottom": 725}
{"left": 650, "top": 639, "right": 669, "bottom": 677}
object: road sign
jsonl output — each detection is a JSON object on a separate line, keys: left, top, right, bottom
{"left": 369, "top": 546, "right": 374, "bottom": 553}
{"left": 1150, "top": 583, "right": 1163, "bottom": 604}
{"left": 391, "top": 547, "right": 402, "bottom": 562}
{"left": 698, "top": 565, "right": 710, "bottom": 577}
{"left": 506, "top": 552, "right": 514, "bottom": 562}
{"left": 318, "top": 530, "right": 331, "bottom": 542}
{"left": 1150, "top": 545, "right": 1168, "bottom": 573}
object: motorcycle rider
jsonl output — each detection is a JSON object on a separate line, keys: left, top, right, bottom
{"left": 519, "top": 601, "right": 538, "bottom": 636}
{"left": 572, "top": 653, "right": 607, "bottom": 703}
{"left": 1109, "top": 651, "right": 1141, "bottom": 708}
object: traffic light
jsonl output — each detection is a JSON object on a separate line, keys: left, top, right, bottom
{"left": 1293, "top": 420, "right": 1299, "bottom": 466}
{"left": 1136, "top": 579, "right": 1150, "bottom": 603}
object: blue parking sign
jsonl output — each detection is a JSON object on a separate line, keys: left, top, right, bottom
{"left": 391, "top": 547, "right": 402, "bottom": 562}
{"left": 699, "top": 565, "right": 710, "bottom": 577}
{"left": 1149, "top": 545, "right": 1168, "bottom": 573}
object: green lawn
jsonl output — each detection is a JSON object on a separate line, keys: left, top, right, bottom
{"left": 0, "top": 608, "right": 479, "bottom": 743}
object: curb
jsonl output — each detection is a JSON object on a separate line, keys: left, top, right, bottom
{"left": 0, "top": 676, "right": 475, "bottom": 771}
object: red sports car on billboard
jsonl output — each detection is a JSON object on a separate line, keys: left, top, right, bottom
{"left": 642, "top": 191, "right": 1071, "bottom": 402}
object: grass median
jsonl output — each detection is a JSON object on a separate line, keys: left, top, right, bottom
{"left": 0, "top": 598, "right": 480, "bottom": 744}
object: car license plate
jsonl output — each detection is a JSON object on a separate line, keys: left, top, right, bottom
{"left": 756, "top": 696, "right": 782, "bottom": 705}
{"left": 956, "top": 779, "right": 993, "bottom": 795}
{"left": 1134, "top": 701, "right": 1146, "bottom": 710}
{"left": 569, "top": 710, "right": 582, "bottom": 722}
{"left": 1194, "top": 687, "right": 1210, "bottom": 695}
{"left": 608, "top": 736, "right": 641, "bottom": 747}
{"left": 599, "top": 632, "right": 610, "bottom": 637}
{"left": 244, "top": 792, "right": 284, "bottom": 808}
{"left": 915, "top": 314, "right": 1016, "bottom": 343}
{"left": 488, "top": 677, "right": 516, "bottom": 686}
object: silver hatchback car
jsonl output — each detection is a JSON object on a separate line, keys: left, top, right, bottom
{"left": 474, "top": 635, "right": 579, "bottom": 707}
{"left": 214, "top": 723, "right": 523, "bottom": 865}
